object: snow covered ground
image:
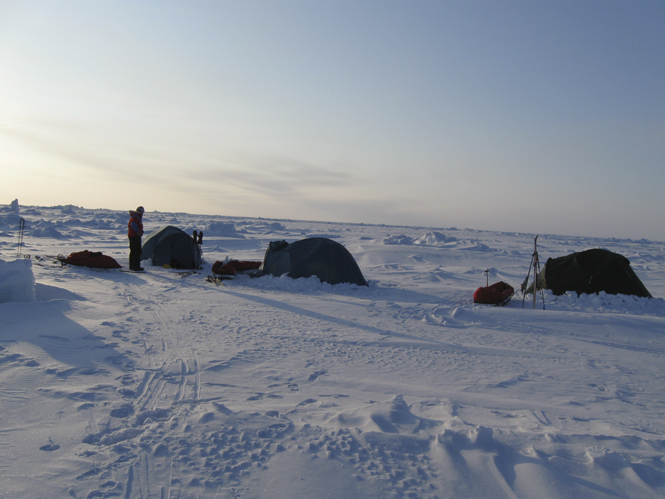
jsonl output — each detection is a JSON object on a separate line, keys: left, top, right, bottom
{"left": 1, "top": 203, "right": 665, "bottom": 499}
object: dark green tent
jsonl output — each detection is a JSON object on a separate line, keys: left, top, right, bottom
{"left": 252, "top": 237, "right": 368, "bottom": 286}
{"left": 141, "top": 226, "right": 201, "bottom": 269}
{"left": 529, "top": 248, "right": 651, "bottom": 297}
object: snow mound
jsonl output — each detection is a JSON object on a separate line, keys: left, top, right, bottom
{"left": 31, "top": 226, "right": 67, "bottom": 238}
{"left": 241, "top": 221, "right": 287, "bottom": 233}
{"left": 0, "top": 258, "right": 35, "bottom": 302}
{"left": 205, "top": 221, "right": 244, "bottom": 238}
{"left": 414, "top": 231, "right": 458, "bottom": 245}
{"left": 383, "top": 234, "right": 414, "bottom": 245}
{"left": 332, "top": 395, "right": 439, "bottom": 434}
{"left": 0, "top": 211, "right": 21, "bottom": 231}
{"left": 302, "top": 233, "right": 341, "bottom": 239}
{"left": 457, "top": 241, "right": 493, "bottom": 252}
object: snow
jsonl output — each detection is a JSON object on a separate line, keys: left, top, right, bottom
{"left": 0, "top": 258, "right": 35, "bottom": 303}
{"left": 1, "top": 203, "right": 665, "bottom": 499}
{"left": 205, "top": 222, "right": 245, "bottom": 238}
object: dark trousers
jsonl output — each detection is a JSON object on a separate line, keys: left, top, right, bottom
{"left": 129, "top": 235, "right": 142, "bottom": 270}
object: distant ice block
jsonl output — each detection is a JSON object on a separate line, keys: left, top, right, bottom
{"left": 0, "top": 258, "right": 36, "bottom": 303}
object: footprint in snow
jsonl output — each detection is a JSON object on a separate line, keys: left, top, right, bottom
{"left": 110, "top": 405, "right": 134, "bottom": 418}
{"left": 298, "top": 398, "right": 318, "bottom": 406}
{"left": 308, "top": 370, "right": 327, "bottom": 382}
{"left": 40, "top": 439, "right": 60, "bottom": 452}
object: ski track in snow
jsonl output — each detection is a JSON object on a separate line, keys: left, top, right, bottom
{"left": 1, "top": 205, "right": 665, "bottom": 498}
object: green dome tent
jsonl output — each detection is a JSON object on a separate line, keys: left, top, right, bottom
{"left": 527, "top": 248, "right": 651, "bottom": 298}
{"left": 252, "top": 237, "right": 368, "bottom": 286}
{"left": 141, "top": 226, "right": 201, "bottom": 270}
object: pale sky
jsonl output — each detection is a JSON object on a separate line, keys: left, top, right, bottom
{"left": 1, "top": 1, "right": 664, "bottom": 240}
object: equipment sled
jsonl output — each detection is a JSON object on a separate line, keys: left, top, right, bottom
{"left": 212, "top": 260, "right": 261, "bottom": 277}
{"left": 473, "top": 281, "right": 514, "bottom": 306}
{"left": 60, "top": 250, "right": 122, "bottom": 269}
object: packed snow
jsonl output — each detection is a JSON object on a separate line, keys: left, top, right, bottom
{"left": 1, "top": 202, "right": 665, "bottom": 499}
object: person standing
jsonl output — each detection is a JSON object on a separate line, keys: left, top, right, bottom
{"left": 128, "top": 206, "right": 145, "bottom": 271}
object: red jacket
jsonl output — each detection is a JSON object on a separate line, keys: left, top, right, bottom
{"left": 128, "top": 211, "right": 143, "bottom": 238}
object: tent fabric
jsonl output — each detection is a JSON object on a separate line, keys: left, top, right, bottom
{"left": 141, "top": 226, "right": 202, "bottom": 269}
{"left": 531, "top": 248, "right": 651, "bottom": 298}
{"left": 474, "top": 281, "right": 514, "bottom": 305}
{"left": 252, "top": 237, "right": 368, "bottom": 286}
{"left": 61, "top": 250, "right": 122, "bottom": 269}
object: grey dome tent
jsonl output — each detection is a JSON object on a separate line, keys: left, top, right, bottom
{"left": 252, "top": 237, "right": 368, "bottom": 286}
{"left": 528, "top": 248, "right": 651, "bottom": 298}
{"left": 141, "top": 226, "right": 201, "bottom": 269}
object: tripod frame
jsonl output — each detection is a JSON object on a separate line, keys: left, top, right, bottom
{"left": 521, "top": 235, "right": 546, "bottom": 309}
